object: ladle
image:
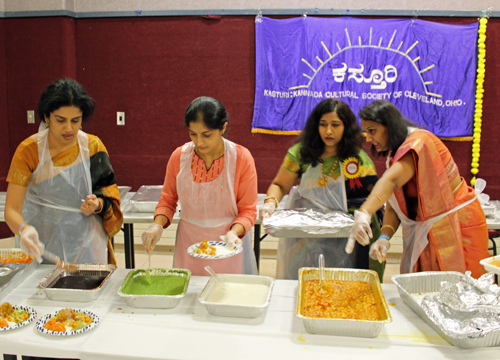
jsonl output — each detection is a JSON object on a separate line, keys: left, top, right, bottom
{"left": 204, "top": 266, "right": 228, "bottom": 290}
{"left": 314, "top": 254, "right": 332, "bottom": 297}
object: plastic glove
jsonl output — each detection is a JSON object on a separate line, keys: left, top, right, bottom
{"left": 20, "top": 225, "right": 43, "bottom": 259}
{"left": 369, "top": 237, "right": 391, "bottom": 263}
{"left": 345, "top": 209, "right": 372, "bottom": 254}
{"left": 141, "top": 223, "right": 163, "bottom": 253}
{"left": 259, "top": 202, "right": 276, "bottom": 219}
{"left": 219, "top": 230, "right": 242, "bottom": 250}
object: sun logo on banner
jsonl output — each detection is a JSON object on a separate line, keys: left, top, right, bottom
{"left": 289, "top": 27, "right": 442, "bottom": 99}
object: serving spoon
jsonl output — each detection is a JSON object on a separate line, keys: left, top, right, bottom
{"left": 144, "top": 251, "right": 152, "bottom": 285}
{"left": 314, "top": 254, "right": 332, "bottom": 297}
{"left": 204, "top": 266, "right": 228, "bottom": 290}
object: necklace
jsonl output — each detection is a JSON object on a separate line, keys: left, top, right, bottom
{"left": 317, "top": 157, "right": 339, "bottom": 188}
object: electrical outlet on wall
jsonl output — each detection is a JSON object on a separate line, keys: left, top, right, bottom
{"left": 117, "top": 112, "right": 125, "bottom": 125}
{"left": 27, "top": 110, "right": 35, "bottom": 124}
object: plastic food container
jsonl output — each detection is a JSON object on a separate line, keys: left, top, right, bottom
{"left": 37, "top": 264, "right": 116, "bottom": 302}
{"left": 296, "top": 268, "right": 392, "bottom": 337}
{"left": 0, "top": 249, "right": 37, "bottom": 301}
{"left": 118, "top": 268, "right": 190, "bottom": 309}
{"left": 198, "top": 274, "right": 275, "bottom": 318}
{"left": 127, "top": 185, "right": 162, "bottom": 212}
{"left": 392, "top": 271, "right": 500, "bottom": 348}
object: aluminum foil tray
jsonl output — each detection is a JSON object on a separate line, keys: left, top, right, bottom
{"left": 118, "top": 268, "right": 190, "bottom": 309}
{"left": 198, "top": 274, "right": 275, "bottom": 318}
{"left": 263, "top": 208, "right": 353, "bottom": 238}
{"left": 296, "top": 268, "right": 392, "bottom": 337}
{"left": 0, "top": 248, "right": 37, "bottom": 301}
{"left": 37, "top": 264, "right": 116, "bottom": 302}
{"left": 127, "top": 185, "right": 162, "bottom": 212}
{"left": 391, "top": 271, "right": 500, "bottom": 348}
{"left": 481, "top": 204, "right": 496, "bottom": 218}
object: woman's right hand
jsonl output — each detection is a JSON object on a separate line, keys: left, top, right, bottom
{"left": 345, "top": 209, "right": 372, "bottom": 254}
{"left": 141, "top": 223, "right": 163, "bottom": 253}
{"left": 369, "top": 237, "right": 391, "bottom": 263}
{"left": 20, "top": 225, "right": 43, "bottom": 258}
{"left": 259, "top": 202, "right": 276, "bottom": 219}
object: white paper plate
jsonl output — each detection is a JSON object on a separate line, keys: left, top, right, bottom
{"left": 480, "top": 256, "right": 500, "bottom": 275}
{"left": 0, "top": 305, "right": 37, "bottom": 332}
{"left": 187, "top": 241, "right": 242, "bottom": 260}
{"left": 35, "top": 309, "right": 99, "bottom": 336}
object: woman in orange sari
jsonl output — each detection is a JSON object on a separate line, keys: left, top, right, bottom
{"left": 346, "top": 100, "right": 489, "bottom": 278}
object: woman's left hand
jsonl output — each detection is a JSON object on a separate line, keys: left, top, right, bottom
{"left": 81, "top": 195, "right": 102, "bottom": 216}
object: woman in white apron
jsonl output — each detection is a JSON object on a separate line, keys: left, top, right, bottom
{"left": 259, "top": 99, "right": 383, "bottom": 280}
{"left": 142, "top": 97, "right": 258, "bottom": 276}
{"left": 347, "top": 100, "right": 489, "bottom": 278}
{"left": 4, "top": 78, "right": 123, "bottom": 264}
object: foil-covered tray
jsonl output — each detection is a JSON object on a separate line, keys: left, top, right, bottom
{"left": 37, "top": 264, "right": 116, "bottom": 302}
{"left": 392, "top": 271, "right": 500, "bottom": 348}
{"left": 0, "top": 248, "right": 37, "bottom": 301}
{"left": 296, "top": 268, "right": 392, "bottom": 337}
{"left": 118, "top": 268, "right": 190, "bottom": 309}
{"left": 262, "top": 208, "right": 353, "bottom": 238}
{"left": 127, "top": 185, "right": 162, "bottom": 212}
{"left": 198, "top": 274, "right": 275, "bottom": 318}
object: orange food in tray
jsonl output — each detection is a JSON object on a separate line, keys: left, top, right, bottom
{"left": 194, "top": 239, "right": 216, "bottom": 255}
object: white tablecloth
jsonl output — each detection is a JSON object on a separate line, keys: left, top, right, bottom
{"left": 1, "top": 266, "right": 498, "bottom": 359}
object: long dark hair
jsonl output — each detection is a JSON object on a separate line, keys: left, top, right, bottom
{"left": 184, "top": 96, "right": 228, "bottom": 131}
{"left": 37, "top": 78, "right": 95, "bottom": 123}
{"left": 298, "top": 99, "right": 363, "bottom": 167}
{"left": 358, "top": 100, "right": 416, "bottom": 158}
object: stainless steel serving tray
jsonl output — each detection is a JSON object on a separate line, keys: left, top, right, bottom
{"left": 198, "top": 274, "right": 275, "bottom": 318}
{"left": 0, "top": 248, "right": 37, "bottom": 301}
{"left": 392, "top": 271, "right": 500, "bottom": 348}
{"left": 296, "top": 268, "right": 392, "bottom": 338}
{"left": 118, "top": 268, "right": 190, "bottom": 309}
{"left": 37, "top": 263, "right": 116, "bottom": 302}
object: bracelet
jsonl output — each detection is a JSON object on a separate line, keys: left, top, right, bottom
{"left": 93, "top": 199, "right": 104, "bottom": 214}
{"left": 381, "top": 224, "right": 396, "bottom": 233}
{"left": 378, "top": 234, "right": 390, "bottom": 241}
{"left": 19, "top": 223, "right": 29, "bottom": 235}
{"left": 264, "top": 196, "right": 279, "bottom": 207}
{"left": 370, "top": 194, "right": 384, "bottom": 205}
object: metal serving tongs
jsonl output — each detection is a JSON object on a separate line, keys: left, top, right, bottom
{"left": 314, "top": 254, "right": 332, "bottom": 297}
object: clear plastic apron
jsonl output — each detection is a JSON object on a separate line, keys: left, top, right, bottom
{"left": 385, "top": 157, "right": 476, "bottom": 274}
{"left": 276, "top": 161, "right": 355, "bottom": 280}
{"left": 173, "top": 138, "right": 257, "bottom": 276}
{"left": 15, "top": 128, "right": 108, "bottom": 263}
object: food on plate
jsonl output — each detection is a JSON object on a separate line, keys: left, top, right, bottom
{"left": 490, "top": 259, "right": 500, "bottom": 267}
{"left": 301, "top": 280, "right": 380, "bottom": 320}
{"left": 0, "top": 302, "right": 30, "bottom": 327}
{"left": 194, "top": 239, "right": 216, "bottom": 255}
{"left": 44, "top": 308, "right": 92, "bottom": 332}
{"left": 0, "top": 253, "right": 34, "bottom": 264}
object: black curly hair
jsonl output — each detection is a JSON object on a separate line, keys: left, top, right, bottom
{"left": 297, "top": 98, "right": 364, "bottom": 167}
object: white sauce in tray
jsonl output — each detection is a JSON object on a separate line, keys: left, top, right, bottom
{"left": 207, "top": 283, "right": 269, "bottom": 306}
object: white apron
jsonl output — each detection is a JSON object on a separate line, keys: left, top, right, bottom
{"left": 16, "top": 128, "right": 108, "bottom": 263}
{"left": 385, "top": 152, "right": 476, "bottom": 274}
{"left": 276, "top": 160, "right": 356, "bottom": 280}
{"left": 173, "top": 138, "right": 258, "bottom": 276}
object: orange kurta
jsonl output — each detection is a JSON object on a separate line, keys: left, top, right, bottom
{"left": 391, "top": 130, "right": 489, "bottom": 278}
{"left": 154, "top": 143, "right": 258, "bottom": 235}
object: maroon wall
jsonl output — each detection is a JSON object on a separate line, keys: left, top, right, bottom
{"left": 1, "top": 16, "right": 500, "bottom": 205}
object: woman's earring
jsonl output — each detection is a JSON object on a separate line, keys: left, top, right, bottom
{"left": 80, "top": 126, "right": 82, "bottom": 130}
{"left": 45, "top": 122, "right": 49, "bottom": 128}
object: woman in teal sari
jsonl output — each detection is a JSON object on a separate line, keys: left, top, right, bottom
{"left": 259, "top": 99, "right": 384, "bottom": 280}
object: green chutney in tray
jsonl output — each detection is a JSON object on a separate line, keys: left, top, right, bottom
{"left": 118, "top": 269, "right": 191, "bottom": 309}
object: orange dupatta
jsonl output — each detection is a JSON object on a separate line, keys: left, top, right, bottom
{"left": 391, "top": 130, "right": 489, "bottom": 278}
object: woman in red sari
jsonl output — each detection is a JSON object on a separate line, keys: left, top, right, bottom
{"left": 346, "top": 100, "right": 489, "bottom": 278}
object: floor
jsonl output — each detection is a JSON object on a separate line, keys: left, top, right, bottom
{"left": 114, "top": 250, "right": 401, "bottom": 284}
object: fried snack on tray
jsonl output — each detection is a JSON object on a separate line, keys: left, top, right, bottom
{"left": 0, "top": 252, "right": 34, "bottom": 264}
{"left": 44, "top": 308, "right": 92, "bottom": 332}
{"left": 302, "top": 280, "right": 380, "bottom": 321}
{"left": 194, "top": 239, "right": 216, "bottom": 255}
{"left": 0, "top": 302, "right": 29, "bottom": 327}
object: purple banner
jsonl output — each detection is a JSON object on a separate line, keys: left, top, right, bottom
{"left": 252, "top": 17, "right": 478, "bottom": 137}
